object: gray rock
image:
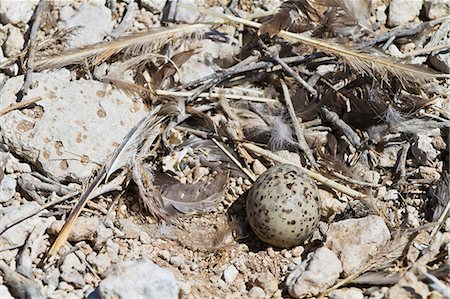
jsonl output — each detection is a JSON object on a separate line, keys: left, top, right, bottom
{"left": 287, "top": 247, "right": 342, "bottom": 298}
{"left": 0, "top": 70, "right": 147, "bottom": 182}
{"left": 0, "top": 0, "right": 39, "bottom": 25}
{"left": 248, "top": 286, "right": 266, "bottom": 299}
{"left": 0, "top": 201, "right": 41, "bottom": 246}
{"left": 140, "top": 0, "right": 166, "bottom": 13}
{"left": 424, "top": 0, "right": 450, "bottom": 19}
{"left": 174, "top": 0, "right": 203, "bottom": 23}
{"left": 86, "top": 253, "right": 111, "bottom": 273}
{"left": 325, "top": 215, "right": 391, "bottom": 276}
{"left": 0, "top": 285, "right": 13, "bottom": 299}
{"left": 412, "top": 133, "right": 439, "bottom": 165}
{"left": 1, "top": 152, "right": 32, "bottom": 173}
{"left": 48, "top": 217, "right": 112, "bottom": 246}
{"left": 249, "top": 271, "right": 278, "bottom": 295}
{"left": 61, "top": 2, "right": 113, "bottom": 48}
{"left": 329, "top": 288, "right": 364, "bottom": 299}
{"left": 169, "top": 255, "right": 184, "bottom": 267}
{"left": 0, "top": 174, "right": 16, "bottom": 203}
{"left": 388, "top": 0, "right": 422, "bottom": 27}
{"left": 223, "top": 265, "right": 239, "bottom": 284}
{"left": 92, "top": 258, "right": 179, "bottom": 299}
{"left": 1, "top": 24, "right": 24, "bottom": 58}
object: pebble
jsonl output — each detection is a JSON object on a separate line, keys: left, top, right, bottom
{"left": 388, "top": 0, "right": 422, "bottom": 27}
{"left": 93, "top": 258, "right": 179, "bottom": 299}
{"left": 61, "top": 2, "right": 113, "bottom": 48}
{"left": 329, "top": 287, "right": 364, "bottom": 299}
{"left": 0, "top": 0, "right": 39, "bottom": 24}
{"left": 2, "top": 25, "right": 24, "bottom": 58}
{"left": 325, "top": 215, "right": 391, "bottom": 276}
{"left": 223, "top": 265, "right": 239, "bottom": 284}
{"left": 0, "top": 285, "right": 14, "bottom": 299}
{"left": 0, "top": 174, "right": 16, "bottom": 203}
{"left": 159, "top": 250, "right": 171, "bottom": 261}
{"left": 248, "top": 286, "right": 266, "bottom": 299}
{"left": 139, "top": 231, "right": 151, "bottom": 244}
{"left": 169, "top": 255, "right": 184, "bottom": 267}
{"left": 250, "top": 271, "right": 278, "bottom": 295}
{"left": 286, "top": 247, "right": 342, "bottom": 298}
{"left": 424, "top": 0, "right": 450, "bottom": 19}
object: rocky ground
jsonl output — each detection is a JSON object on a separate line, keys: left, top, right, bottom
{"left": 0, "top": 0, "right": 449, "bottom": 298}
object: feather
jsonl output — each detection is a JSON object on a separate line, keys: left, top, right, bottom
{"left": 48, "top": 106, "right": 164, "bottom": 256}
{"left": 180, "top": 4, "right": 443, "bottom": 84}
{"left": 154, "top": 171, "right": 228, "bottom": 214}
{"left": 33, "top": 24, "right": 209, "bottom": 70}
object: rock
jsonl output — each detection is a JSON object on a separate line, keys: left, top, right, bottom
{"left": 117, "top": 218, "right": 141, "bottom": 239}
{"left": 139, "top": 231, "right": 151, "bottom": 244}
{"left": 286, "top": 247, "right": 342, "bottom": 298}
{"left": 61, "top": 2, "right": 113, "bottom": 48}
{"left": 173, "top": 0, "right": 203, "bottom": 23}
{"left": 158, "top": 250, "right": 170, "bottom": 261}
{"left": 60, "top": 253, "right": 86, "bottom": 288}
{"left": 388, "top": 0, "right": 422, "bottom": 27}
{"left": 1, "top": 24, "right": 24, "bottom": 58}
{"left": 48, "top": 217, "right": 112, "bottom": 245}
{"left": 325, "top": 215, "right": 391, "bottom": 276}
{"left": 0, "top": 201, "right": 42, "bottom": 246}
{"left": 43, "top": 268, "right": 60, "bottom": 295}
{"left": 169, "top": 255, "right": 184, "bottom": 267}
{"left": 411, "top": 134, "right": 439, "bottom": 165}
{"left": 141, "top": 0, "right": 166, "bottom": 13}
{"left": 377, "top": 144, "right": 403, "bottom": 168}
{"left": 424, "top": 0, "right": 450, "bottom": 19}
{"left": 0, "top": 152, "right": 31, "bottom": 173}
{"left": 0, "top": 0, "right": 39, "bottom": 25}
{"left": 0, "top": 285, "right": 13, "bottom": 299}
{"left": 329, "top": 288, "right": 364, "bottom": 299}
{"left": 248, "top": 286, "right": 266, "bottom": 299}
{"left": 86, "top": 253, "right": 111, "bottom": 273}
{"left": 223, "top": 265, "right": 239, "bottom": 284}
{"left": 249, "top": 271, "right": 278, "bottom": 295}
{"left": 0, "top": 174, "right": 16, "bottom": 203}
{"left": 0, "top": 70, "right": 147, "bottom": 182}
{"left": 92, "top": 258, "right": 179, "bottom": 299}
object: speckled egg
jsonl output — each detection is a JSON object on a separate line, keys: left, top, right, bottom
{"left": 246, "top": 164, "right": 321, "bottom": 248}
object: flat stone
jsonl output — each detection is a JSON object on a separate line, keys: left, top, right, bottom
{"left": 0, "top": 70, "right": 148, "bottom": 182}
{"left": 0, "top": 174, "right": 16, "bottom": 203}
{"left": 61, "top": 2, "right": 113, "bottom": 48}
{"left": 0, "top": 0, "right": 39, "bottom": 25}
{"left": 388, "top": 0, "right": 422, "bottom": 27}
{"left": 223, "top": 265, "right": 239, "bottom": 284}
{"left": 287, "top": 247, "right": 342, "bottom": 298}
{"left": 92, "top": 258, "right": 179, "bottom": 299}
{"left": 325, "top": 215, "right": 391, "bottom": 276}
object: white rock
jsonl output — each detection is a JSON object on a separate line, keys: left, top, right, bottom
{"left": 388, "top": 0, "right": 422, "bottom": 27}
{"left": 223, "top": 265, "right": 239, "bottom": 284}
{"left": 140, "top": 0, "right": 166, "bottom": 13}
{"left": 249, "top": 271, "right": 278, "bottom": 295}
{"left": 48, "top": 217, "right": 112, "bottom": 245}
{"left": 0, "top": 70, "right": 147, "bottom": 182}
{"left": 248, "top": 286, "right": 266, "bottom": 299}
{"left": 329, "top": 288, "right": 364, "bottom": 299}
{"left": 174, "top": 0, "right": 203, "bottom": 23}
{"left": 0, "top": 285, "right": 13, "bottom": 299}
{"left": 377, "top": 144, "right": 403, "bottom": 168}
{"left": 325, "top": 215, "right": 391, "bottom": 276}
{"left": 0, "top": 174, "right": 16, "bottom": 203}
{"left": 424, "top": 0, "right": 450, "bottom": 19}
{"left": 0, "top": 0, "right": 39, "bottom": 25}
{"left": 61, "top": 2, "right": 113, "bottom": 48}
{"left": 60, "top": 253, "right": 86, "bottom": 288}
{"left": 286, "top": 247, "right": 342, "bottom": 298}
{"left": 158, "top": 250, "right": 170, "bottom": 261}
{"left": 0, "top": 152, "right": 31, "bottom": 173}
{"left": 169, "top": 255, "right": 184, "bottom": 267}
{"left": 87, "top": 253, "right": 111, "bottom": 273}
{"left": 0, "top": 201, "right": 41, "bottom": 246}
{"left": 411, "top": 133, "right": 439, "bottom": 165}
{"left": 93, "top": 258, "right": 179, "bottom": 299}
{"left": 2, "top": 24, "right": 24, "bottom": 58}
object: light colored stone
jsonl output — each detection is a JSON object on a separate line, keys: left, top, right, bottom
{"left": 0, "top": 201, "right": 41, "bottom": 246}
{"left": 329, "top": 288, "right": 364, "bottom": 299}
{"left": 250, "top": 271, "right": 278, "bottom": 295}
{"left": 87, "top": 253, "right": 111, "bottom": 273}
{"left": 412, "top": 133, "right": 439, "bottom": 165}
{"left": 388, "top": 0, "right": 422, "bottom": 27}
{"left": 286, "top": 247, "right": 342, "bottom": 298}
{"left": 424, "top": 0, "right": 450, "bottom": 19}
{"left": 0, "top": 285, "right": 13, "bottom": 299}
{"left": 1, "top": 152, "right": 31, "bottom": 173}
{"left": 0, "top": 174, "right": 16, "bottom": 203}
{"left": 169, "top": 255, "right": 184, "bottom": 267}
{"left": 158, "top": 250, "right": 170, "bottom": 261}
{"left": 248, "top": 286, "right": 266, "bottom": 299}
{"left": 61, "top": 2, "right": 113, "bottom": 48}
{"left": 325, "top": 215, "right": 391, "bottom": 276}
{"left": 0, "top": 70, "right": 148, "bottom": 182}
{"left": 223, "top": 265, "right": 239, "bottom": 284}
{"left": 60, "top": 253, "right": 86, "bottom": 288}
{"left": 48, "top": 217, "right": 112, "bottom": 244}
{"left": 141, "top": 0, "right": 166, "bottom": 13}
{"left": 2, "top": 24, "right": 24, "bottom": 58}
{"left": 0, "top": 0, "right": 39, "bottom": 25}
{"left": 377, "top": 144, "right": 403, "bottom": 168}
{"left": 93, "top": 258, "right": 179, "bottom": 299}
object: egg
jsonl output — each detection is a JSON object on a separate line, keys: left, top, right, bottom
{"left": 246, "top": 164, "right": 321, "bottom": 248}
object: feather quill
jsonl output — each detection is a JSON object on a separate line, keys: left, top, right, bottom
{"left": 33, "top": 24, "right": 209, "bottom": 70}
{"left": 179, "top": 4, "right": 444, "bottom": 83}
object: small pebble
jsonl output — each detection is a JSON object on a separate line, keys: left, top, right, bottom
{"left": 158, "top": 250, "right": 170, "bottom": 261}
{"left": 223, "top": 265, "right": 239, "bottom": 284}
{"left": 139, "top": 231, "right": 151, "bottom": 244}
{"left": 249, "top": 286, "right": 266, "bottom": 299}
{"left": 169, "top": 255, "right": 184, "bottom": 267}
